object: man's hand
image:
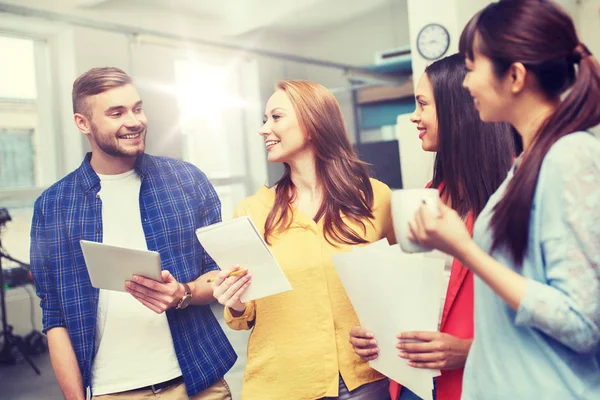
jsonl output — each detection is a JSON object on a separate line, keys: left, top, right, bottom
{"left": 349, "top": 326, "right": 379, "bottom": 362}
{"left": 397, "top": 331, "right": 472, "bottom": 370}
{"left": 125, "top": 270, "right": 185, "bottom": 314}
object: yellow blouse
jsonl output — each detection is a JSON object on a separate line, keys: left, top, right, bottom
{"left": 224, "top": 178, "right": 395, "bottom": 400}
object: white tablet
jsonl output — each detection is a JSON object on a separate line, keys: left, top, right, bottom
{"left": 79, "top": 240, "right": 163, "bottom": 292}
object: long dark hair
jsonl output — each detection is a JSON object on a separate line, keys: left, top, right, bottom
{"left": 460, "top": 0, "right": 600, "bottom": 265}
{"left": 425, "top": 54, "right": 515, "bottom": 218}
{"left": 264, "top": 80, "right": 374, "bottom": 246}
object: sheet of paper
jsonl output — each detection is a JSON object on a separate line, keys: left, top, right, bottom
{"left": 425, "top": 249, "right": 454, "bottom": 327}
{"left": 195, "top": 216, "right": 292, "bottom": 302}
{"left": 332, "top": 243, "right": 444, "bottom": 400}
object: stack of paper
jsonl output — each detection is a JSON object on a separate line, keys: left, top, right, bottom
{"left": 195, "top": 216, "right": 292, "bottom": 302}
{"left": 332, "top": 241, "right": 445, "bottom": 400}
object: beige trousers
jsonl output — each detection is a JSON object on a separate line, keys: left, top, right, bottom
{"left": 92, "top": 379, "right": 232, "bottom": 400}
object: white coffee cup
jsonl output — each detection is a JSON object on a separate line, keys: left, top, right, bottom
{"left": 391, "top": 188, "right": 439, "bottom": 253}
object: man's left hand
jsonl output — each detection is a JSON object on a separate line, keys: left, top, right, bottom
{"left": 396, "top": 331, "right": 472, "bottom": 370}
{"left": 126, "top": 270, "right": 185, "bottom": 314}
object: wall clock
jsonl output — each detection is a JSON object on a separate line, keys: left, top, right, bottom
{"left": 416, "top": 23, "right": 450, "bottom": 61}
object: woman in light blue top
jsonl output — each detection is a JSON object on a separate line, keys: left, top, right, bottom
{"left": 407, "top": 1, "right": 600, "bottom": 399}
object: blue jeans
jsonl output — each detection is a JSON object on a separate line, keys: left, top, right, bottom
{"left": 398, "top": 379, "right": 436, "bottom": 400}
{"left": 322, "top": 376, "right": 391, "bottom": 400}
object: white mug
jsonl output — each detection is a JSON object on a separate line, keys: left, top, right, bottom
{"left": 391, "top": 188, "right": 439, "bottom": 253}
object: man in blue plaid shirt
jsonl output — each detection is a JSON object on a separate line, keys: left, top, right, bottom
{"left": 30, "top": 67, "right": 237, "bottom": 399}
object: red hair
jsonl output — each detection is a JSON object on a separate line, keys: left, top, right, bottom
{"left": 264, "top": 80, "right": 375, "bottom": 246}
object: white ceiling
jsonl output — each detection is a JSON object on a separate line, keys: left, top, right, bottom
{"left": 73, "top": 0, "right": 396, "bottom": 36}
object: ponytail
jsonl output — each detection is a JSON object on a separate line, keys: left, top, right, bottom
{"left": 491, "top": 44, "right": 600, "bottom": 264}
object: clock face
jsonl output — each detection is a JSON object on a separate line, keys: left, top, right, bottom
{"left": 416, "top": 23, "right": 450, "bottom": 61}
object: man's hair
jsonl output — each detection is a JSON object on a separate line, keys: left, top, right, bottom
{"left": 72, "top": 67, "right": 132, "bottom": 117}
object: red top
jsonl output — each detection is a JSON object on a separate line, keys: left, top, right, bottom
{"left": 389, "top": 183, "right": 475, "bottom": 400}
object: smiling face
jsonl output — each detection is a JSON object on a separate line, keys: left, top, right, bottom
{"left": 410, "top": 73, "right": 439, "bottom": 152}
{"left": 259, "top": 89, "right": 312, "bottom": 163}
{"left": 462, "top": 34, "right": 515, "bottom": 123}
{"left": 77, "top": 83, "right": 147, "bottom": 159}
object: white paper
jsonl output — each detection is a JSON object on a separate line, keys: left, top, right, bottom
{"left": 195, "top": 216, "right": 292, "bottom": 302}
{"left": 332, "top": 243, "right": 445, "bottom": 400}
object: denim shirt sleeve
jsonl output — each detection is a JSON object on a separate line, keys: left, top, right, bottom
{"left": 30, "top": 196, "right": 65, "bottom": 333}
{"left": 515, "top": 133, "right": 600, "bottom": 354}
{"left": 194, "top": 168, "right": 222, "bottom": 274}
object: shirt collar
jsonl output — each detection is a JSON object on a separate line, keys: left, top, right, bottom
{"left": 77, "top": 152, "right": 151, "bottom": 193}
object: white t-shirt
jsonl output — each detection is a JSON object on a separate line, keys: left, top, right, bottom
{"left": 91, "top": 170, "right": 182, "bottom": 395}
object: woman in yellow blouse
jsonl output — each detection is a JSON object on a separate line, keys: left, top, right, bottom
{"left": 211, "top": 80, "right": 394, "bottom": 400}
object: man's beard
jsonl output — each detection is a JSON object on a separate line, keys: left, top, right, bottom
{"left": 90, "top": 122, "right": 146, "bottom": 158}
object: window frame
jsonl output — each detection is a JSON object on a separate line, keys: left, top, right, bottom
{"left": 0, "top": 31, "right": 60, "bottom": 208}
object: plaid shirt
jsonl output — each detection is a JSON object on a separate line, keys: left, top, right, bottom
{"left": 30, "top": 153, "right": 236, "bottom": 396}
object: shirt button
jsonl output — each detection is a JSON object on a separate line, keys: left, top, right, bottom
{"left": 96, "top": 194, "right": 100, "bottom": 199}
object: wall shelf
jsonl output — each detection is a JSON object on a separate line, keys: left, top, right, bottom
{"left": 356, "top": 78, "right": 413, "bottom": 104}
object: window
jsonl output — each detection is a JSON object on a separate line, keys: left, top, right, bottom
{"left": 0, "top": 36, "right": 37, "bottom": 190}
{"left": 0, "top": 128, "right": 35, "bottom": 188}
{"left": 0, "top": 35, "right": 57, "bottom": 207}
{"left": 174, "top": 59, "right": 248, "bottom": 179}
{"left": 130, "top": 39, "right": 267, "bottom": 220}
{"left": 174, "top": 56, "right": 259, "bottom": 219}
{"left": 0, "top": 36, "right": 37, "bottom": 99}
